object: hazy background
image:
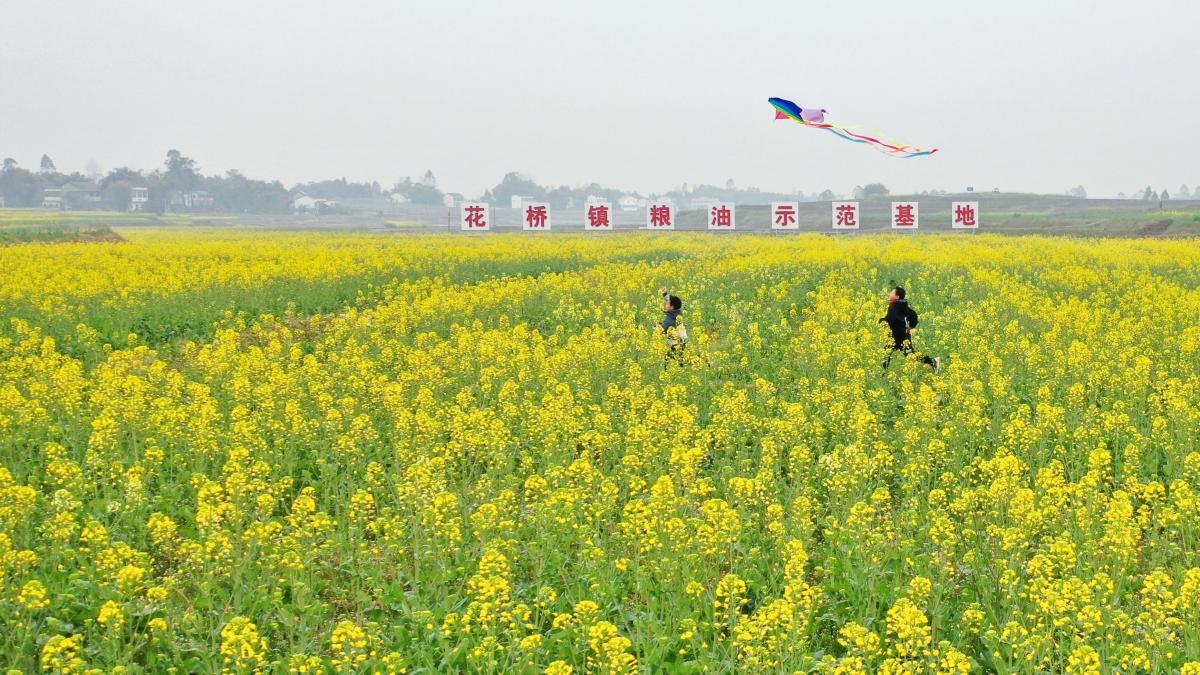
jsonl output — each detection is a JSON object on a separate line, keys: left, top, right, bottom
{"left": 1, "top": 0, "right": 1196, "bottom": 198}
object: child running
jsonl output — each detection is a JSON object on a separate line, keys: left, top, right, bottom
{"left": 880, "top": 286, "right": 940, "bottom": 372}
{"left": 657, "top": 287, "right": 688, "bottom": 365}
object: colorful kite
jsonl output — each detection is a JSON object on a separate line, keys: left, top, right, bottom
{"left": 769, "top": 97, "right": 938, "bottom": 158}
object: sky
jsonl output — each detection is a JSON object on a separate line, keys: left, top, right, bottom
{"left": 1, "top": 0, "right": 1197, "bottom": 198}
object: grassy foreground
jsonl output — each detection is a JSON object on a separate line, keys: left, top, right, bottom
{"left": 3, "top": 230, "right": 1200, "bottom": 673}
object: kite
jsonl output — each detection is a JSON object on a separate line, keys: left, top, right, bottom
{"left": 769, "top": 97, "right": 938, "bottom": 158}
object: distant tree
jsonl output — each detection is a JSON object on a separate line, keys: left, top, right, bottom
{"left": 295, "top": 177, "right": 377, "bottom": 201}
{"left": 209, "top": 170, "right": 290, "bottom": 213}
{"left": 725, "top": 178, "right": 736, "bottom": 190}
{"left": 40, "top": 154, "right": 57, "bottom": 173}
{"left": 106, "top": 182, "right": 134, "bottom": 211}
{"left": 101, "top": 167, "right": 143, "bottom": 188}
{"left": 547, "top": 185, "right": 574, "bottom": 209}
{"left": 1143, "top": 185, "right": 1154, "bottom": 200}
{"left": 575, "top": 182, "right": 627, "bottom": 204}
{"left": 162, "top": 149, "right": 201, "bottom": 195}
{"left": 485, "top": 172, "right": 548, "bottom": 207}
{"left": 1, "top": 158, "right": 16, "bottom": 173}
{"left": 1178, "top": 184, "right": 1191, "bottom": 200}
{"left": 422, "top": 170, "right": 437, "bottom": 188}
{"left": 391, "top": 176, "right": 445, "bottom": 205}
{"left": 101, "top": 167, "right": 145, "bottom": 210}
{"left": 1117, "top": 192, "right": 1127, "bottom": 199}
{"left": 1161, "top": 189, "right": 1170, "bottom": 201}
{"left": 860, "top": 183, "right": 889, "bottom": 199}
{"left": 1068, "top": 186, "right": 1087, "bottom": 198}
{"left": 0, "top": 165, "right": 42, "bottom": 207}
{"left": 818, "top": 189, "right": 836, "bottom": 201}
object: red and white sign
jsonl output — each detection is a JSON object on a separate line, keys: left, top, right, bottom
{"left": 891, "top": 202, "right": 919, "bottom": 229}
{"left": 832, "top": 202, "right": 860, "bottom": 230}
{"left": 647, "top": 203, "right": 674, "bottom": 230}
{"left": 708, "top": 202, "right": 735, "bottom": 230}
{"left": 461, "top": 202, "right": 490, "bottom": 231}
{"left": 771, "top": 202, "right": 799, "bottom": 230}
{"left": 522, "top": 202, "right": 551, "bottom": 231}
{"left": 952, "top": 201, "right": 979, "bottom": 229}
{"left": 585, "top": 201, "right": 613, "bottom": 231}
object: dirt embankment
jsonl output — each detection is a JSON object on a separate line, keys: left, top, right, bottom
{"left": 0, "top": 226, "right": 127, "bottom": 246}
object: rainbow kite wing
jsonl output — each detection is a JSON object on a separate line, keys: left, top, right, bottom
{"left": 768, "top": 97, "right": 937, "bottom": 158}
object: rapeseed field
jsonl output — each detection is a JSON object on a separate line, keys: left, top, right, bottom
{"left": 3, "top": 230, "right": 1200, "bottom": 673}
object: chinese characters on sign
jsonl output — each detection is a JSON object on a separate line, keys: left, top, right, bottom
{"left": 585, "top": 201, "right": 612, "bottom": 230}
{"left": 647, "top": 203, "right": 674, "bottom": 230}
{"left": 460, "top": 203, "right": 490, "bottom": 231}
{"left": 458, "top": 200, "right": 963, "bottom": 233}
{"left": 708, "top": 202, "right": 735, "bottom": 230}
{"left": 952, "top": 201, "right": 979, "bottom": 229}
{"left": 523, "top": 202, "right": 550, "bottom": 231}
{"left": 771, "top": 202, "right": 799, "bottom": 230}
{"left": 832, "top": 202, "right": 860, "bottom": 230}
{"left": 891, "top": 202, "right": 919, "bottom": 230}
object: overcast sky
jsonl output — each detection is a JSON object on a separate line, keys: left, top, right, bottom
{"left": 2, "top": 0, "right": 1196, "bottom": 198}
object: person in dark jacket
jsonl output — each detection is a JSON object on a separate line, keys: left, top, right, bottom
{"left": 880, "top": 286, "right": 940, "bottom": 372}
{"left": 657, "top": 287, "right": 687, "bottom": 364}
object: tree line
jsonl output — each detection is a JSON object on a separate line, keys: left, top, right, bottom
{"left": 0, "top": 151, "right": 454, "bottom": 214}
{"left": 3, "top": 151, "right": 911, "bottom": 214}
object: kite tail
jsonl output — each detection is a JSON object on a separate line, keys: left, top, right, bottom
{"left": 808, "top": 121, "right": 938, "bottom": 158}
{"left": 768, "top": 97, "right": 937, "bottom": 158}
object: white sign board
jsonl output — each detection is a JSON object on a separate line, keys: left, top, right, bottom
{"left": 952, "top": 201, "right": 979, "bottom": 229}
{"left": 708, "top": 202, "right": 735, "bottom": 230}
{"left": 832, "top": 202, "right": 860, "bottom": 230}
{"left": 891, "top": 202, "right": 919, "bottom": 230}
{"left": 585, "top": 201, "right": 613, "bottom": 231}
{"left": 460, "top": 203, "right": 490, "bottom": 231}
{"left": 522, "top": 202, "right": 551, "bottom": 231}
{"left": 647, "top": 203, "right": 674, "bottom": 230}
{"left": 771, "top": 202, "right": 799, "bottom": 230}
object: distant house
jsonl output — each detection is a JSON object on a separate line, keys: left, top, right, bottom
{"left": 128, "top": 186, "right": 149, "bottom": 210}
{"left": 511, "top": 195, "right": 539, "bottom": 209}
{"left": 292, "top": 193, "right": 318, "bottom": 212}
{"left": 389, "top": 192, "right": 411, "bottom": 205}
{"left": 130, "top": 187, "right": 149, "bottom": 211}
{"left": 185, "top": 190, "right": 214, "bottom": 210}
{"left": 618, "top": 196, "right": 641, "bottom": 212}
{"left": 443, "top": 193, "right": 465, "bottom": 208}
{"left": 168, "top": 189, "right": 214, "bottom": 211}
{"left": 689, "top": 198, "right": 722, "bottom": 213}
{"left": 41, "top": 188, "right": 64, "bottom": 209}
{"left": 62, "top": 182, "right": 102, "bottom": 209}
{"left": 291, "top": 193, "right": 339, "bottom": 213}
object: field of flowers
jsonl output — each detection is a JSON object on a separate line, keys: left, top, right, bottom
{"left": 3, "top": 229, "right": 1200, "bottom": 673}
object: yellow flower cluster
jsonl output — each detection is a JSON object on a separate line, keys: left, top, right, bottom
{"left": 2, "top": 230, "right": 1200, "bottom": 671}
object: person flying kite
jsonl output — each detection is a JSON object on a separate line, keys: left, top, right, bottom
{"left": 769, "top": 97, "right": 938, "bottom": 158}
